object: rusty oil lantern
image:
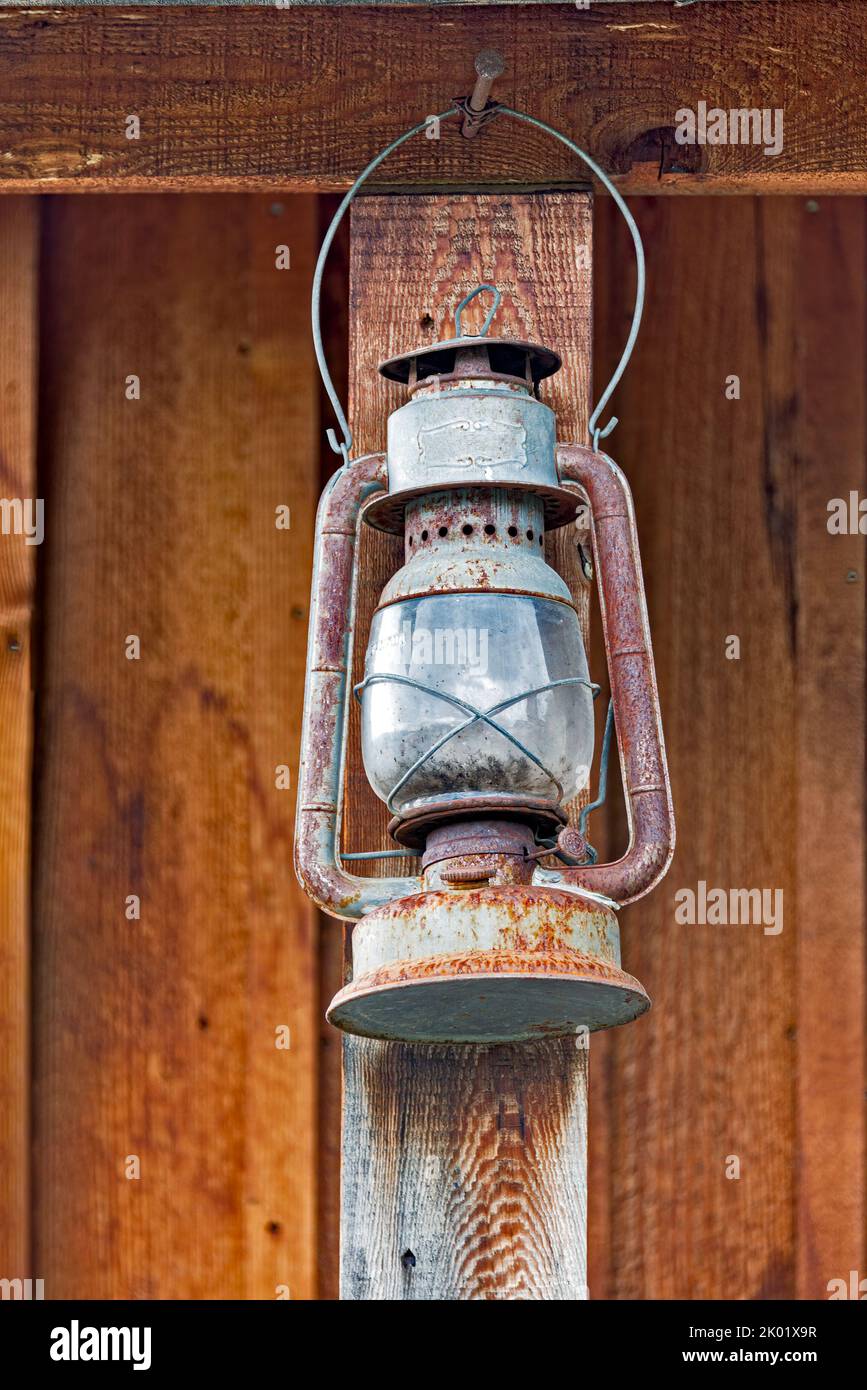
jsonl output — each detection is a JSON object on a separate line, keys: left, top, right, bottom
{"left": 295, "top": 113, "right": 675, "bottom": 1044}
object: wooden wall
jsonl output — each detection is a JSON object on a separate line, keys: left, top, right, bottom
{"left": 0, "top": 190, "right": 863, "bottom": 1299}
{"left": 0, "top": 199, "right": 37, "bottom": 1290}
{"left": 590, "top": 195, "right": 866, "bottom": 1300}
{"left": 6, "top": 194, "right": 321, "bottom": 1299}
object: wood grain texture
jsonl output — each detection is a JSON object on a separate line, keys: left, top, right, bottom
{"left": 0, "top": 1, "right": 721, "bottom": 7}
{"left": 33, "top": 193, "right": 320, "bottom": 1299}
{"left": 591, "top": 194, "right": 866, "bottom": 1299}
{"left": 0, "top": 197, "right": 37, "bottom": 1287}
{"left": 339, "top": 192, "right": 593, "bottom": 1300}
{"left": 792, "top": 199, "right": 865, "bottom": 1298}
{"left": 1, "top": 5, "right": 866, "bottom": 195}
{"left": 342, "top": 1041, "right": 589, "bottom": 1299}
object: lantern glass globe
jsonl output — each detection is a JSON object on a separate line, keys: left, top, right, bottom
{"left": 361, "top": 591, "right": 594, "bottom": 819}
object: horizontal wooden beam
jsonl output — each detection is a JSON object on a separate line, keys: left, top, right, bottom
{"left": 0, "top": 3, "right": 864, "bottom": 195}
{"left": 0, "top": 1, "right": 711, "bottom": 6}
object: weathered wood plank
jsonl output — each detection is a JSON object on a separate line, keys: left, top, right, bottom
{"left": 791, "top": 198, "right": 865, "bottom": 1299}
{"left": 0, "top": 1, "right": 723, "bottom": 7}
{"left": 592, "top": 193, "right": 866, "bottom": 1299}
{"left": 0, "top": 197, "right": 37, "bottom": 1289}
{"left": 33, "top": 193, "right": 320, "bottom": 1299}
{"left": 240, "top": 193, "right": 321, "bottom": 1301}
{"left": 340, "top": 190, "right": 593, "bottom": 1300}
{"left": 0, "top": 5, "right": 865, "bottom": 195}
{"left": 594, "top": 195, "right": 797, "bottom": 1298}
{"left": 342, "top": 1040, "right": 588, "bottom": 1299}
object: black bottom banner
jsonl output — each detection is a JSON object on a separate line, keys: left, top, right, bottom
{"left": 2, "top": 1294, "right": 863, "bottom": 1375}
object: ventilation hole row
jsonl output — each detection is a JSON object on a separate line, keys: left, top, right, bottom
{"left": 409, "top": 526, "right": 544, "bottom": 546}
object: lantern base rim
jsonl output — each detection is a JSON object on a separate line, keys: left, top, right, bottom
{"left": 332, "top": 889, "right": 650, "bottom": 1045}
{"left": 328, "top": 886, "right": 648, "bottom": 1043}
{"left": 327, "top": 953, "right": 650, "bottom": 1044}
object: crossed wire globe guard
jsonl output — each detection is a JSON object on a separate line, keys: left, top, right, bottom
{"left": 353, "top": 670, "right": 600, "bottom": 816}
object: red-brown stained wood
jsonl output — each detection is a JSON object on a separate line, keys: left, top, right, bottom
{"left": 33, "top": 194, "right": 320, "bottom": 1299}
{"left": 593, "top": 195, "right": 795, "bottom": 1298}
{"left": 0, "top": 198, "right": 37, "bottom": 1288}
{"left": 792, "top": 199, "right": 865, "bottom": 1298}
{"left": 338, "top": 192, "right": 593, "bottom": 1299}
{"left": 592, "top": 194, "right": 865, "bottom": 1298}
{"left": 0, "top": 6, "right": 866, "bottom": 196}
{"left": 7, "top": 187, "right": 862, "bottom": 1303}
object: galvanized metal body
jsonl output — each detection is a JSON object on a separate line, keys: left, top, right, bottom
{"left": 364, "top": 372, "right": 575, "bottom": 533}
{"left": 294, "top": 327, "right": 675, "bottom": 1043}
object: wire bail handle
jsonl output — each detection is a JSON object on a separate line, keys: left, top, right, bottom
{"left": 312, "top": 107, "right": 645, "bottom": 461}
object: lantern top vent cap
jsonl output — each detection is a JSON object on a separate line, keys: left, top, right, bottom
{"left": 378, "top": 284, "right": 560, "bottom": 391}
{"left": 378, "top": 334, "right": 562, "bottom": 389}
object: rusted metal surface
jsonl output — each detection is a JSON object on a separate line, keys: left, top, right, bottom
{"left": 425, "top": 820, "right": 536, "bottom": 886}
{"left": 327, "top": 884, "right": 649, "bottom": 1042}
{"left": 553, "top": 443, "right": 675, "bottom": 905}
{"left": 422, "top": 818, "right": 533, "bottom": 866}
{"left": 353, "top": 949, "right": 635, "bottom": 989}
{"left": 461, "top": 49, "right": 505, "bottom": 139}
{"left": 436, "top": 863, "right": 483, "bottom": 885}
{"left": 555, "top": 826, "right": 593, "bottom": 865}
{"left": 328, "top": 944, "right": 650, "bottom": 1043}
{"left": 382, "top": 488, "right": 572, "bottom": 606}
{"left": 294, "top": 451, "right": 425, "bottom": 918}
{"left": 389, "top": 794, "right": 567, "bottom": 849}
{"left": 351, "top": 884, "right": 621, "bottom": 959}
{"left": 436, "top": 853, "right": 536, "bottom": 886}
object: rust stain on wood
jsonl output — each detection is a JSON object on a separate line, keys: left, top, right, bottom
{"left": 342, "top": 1038, "right": 588, "bottom": 1299}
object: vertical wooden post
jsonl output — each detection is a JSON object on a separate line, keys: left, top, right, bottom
{"left": 340, "top": 192, "right": 593, "bottom": 1300}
